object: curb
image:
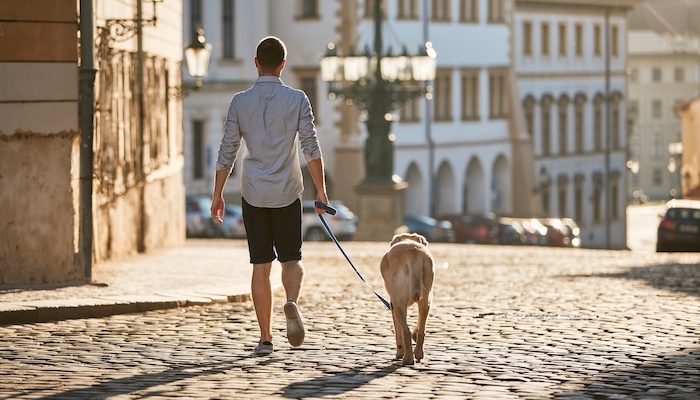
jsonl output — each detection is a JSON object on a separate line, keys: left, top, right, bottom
{"left": 0, "top": 292, "right": 253, "bottom": 326}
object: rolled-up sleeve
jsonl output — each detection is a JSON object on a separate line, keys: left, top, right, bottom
{"left": 216, "top": 96, "right": 242, "bottom": 172}
{"left": 298, "top": 94, "right": 322, "bottom": 163}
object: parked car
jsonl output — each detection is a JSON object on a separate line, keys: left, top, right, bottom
{"left": 520, "top": 218, "right": 549, "bottom": 246}
{"left": 656, "top": 199, "right": 700, "bottom": 252}
{"left": 302, "top": 200, "right": 358, "bottom": 241}
{"left": 401, "top": 214, "right": 455, "bottom": 243}
{"left": 221, "top": 204, "right": 246, "bottom": 239}
{"left": 438, "top": 212, "right": 499, "bottom": 244}
{"left": 497, "top": 217, "right": 527, "bottom": 245}
{"left": 186, "top": 196, "right": 223, "bottom": 238}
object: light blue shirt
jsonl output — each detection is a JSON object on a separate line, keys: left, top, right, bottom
{"left": 216, "top": 76, "right": 322, "bottom": 208}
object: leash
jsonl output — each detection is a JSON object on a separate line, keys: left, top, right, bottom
{"left": 314, "top": 201, "right": 392, "bottom": 310}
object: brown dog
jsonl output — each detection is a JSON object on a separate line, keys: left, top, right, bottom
{"left": 380, "top": 233, "right": 435, "bottom": 365}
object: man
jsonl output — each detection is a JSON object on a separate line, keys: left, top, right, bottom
{"left": 211, "top": 36, "right": 329, "bottom": 356}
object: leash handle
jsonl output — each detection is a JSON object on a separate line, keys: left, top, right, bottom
{"left": 317, "top": 213, "right": 392, "bottom": 310}
{"left": 314, "top": 201, "right": 337, "bottom": 215}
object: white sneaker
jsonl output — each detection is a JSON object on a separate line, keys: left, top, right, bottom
{"left": 284, "top": 300, "right": 305, "bottom": 347}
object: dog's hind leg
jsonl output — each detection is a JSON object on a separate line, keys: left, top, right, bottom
{"left": 391, "top": 305, "right": 405, "bottom": 361}
{"left": 413, "top": 259, "right": 434, "bottom": 363}
{"left": 393, "top": 302, "right": 414, "bottom": 365}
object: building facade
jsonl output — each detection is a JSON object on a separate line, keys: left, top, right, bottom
{"left": 627, "top": 0, "right": 700, "bottom": 202}
{"left": 0, "top": 0, "right": 186, "bottom": 285}
{"left": 513, "top": 0, "right": 638, "bottom": 249}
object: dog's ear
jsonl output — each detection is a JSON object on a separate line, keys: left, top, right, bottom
{"left": 390, "top": 234, "right": 403, "bottom": 246}
{"left": 415, "top": 233, "right": 428, "bottom": 246}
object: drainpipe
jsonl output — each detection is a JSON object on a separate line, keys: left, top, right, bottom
{"left": 424, "top": 0, "right": 436, "bottom": 217}
{"left": 79, "top": 0, "right": 96, "bottom": 280}
{"left": 604, "top": 7, "right": 612, "bottom": 250}
{"left": 137, "top": 0, "right": 147, "bottom": 252}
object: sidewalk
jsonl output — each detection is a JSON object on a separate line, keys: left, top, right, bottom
{"left": 0, "top": 239, "right": 279, "bottom": 325}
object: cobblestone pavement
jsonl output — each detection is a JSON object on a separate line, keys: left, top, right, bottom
{"left": 1, "top": 242, "right": 699, "bottom": 399}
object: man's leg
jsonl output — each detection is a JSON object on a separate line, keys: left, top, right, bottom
{"left": 281, "top": 260, "right": 304, "bottom": 302}
{"left": 251, "top": 262, "right": 273, "bottom": 343}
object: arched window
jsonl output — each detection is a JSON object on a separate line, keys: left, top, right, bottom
{"left": 523, "top": 95, "right": 536, "bottom": 137}
{"left": 541, "top": 95, "right": 553, "bottom": 156}
{"left": 593, "top": 93, "right": 605, "bottom": 152}
{"left": 558, "top": 95, "right": 570, "bottom": 155}
{"left": 611, "top": 92, "right": 623, "bottom": 150}
{"left": 574, "top": 94, "right": 586, "bottom": 154}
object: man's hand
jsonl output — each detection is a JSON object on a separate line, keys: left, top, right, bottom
{"left": 313, "top": 193, "right": 330, "bottom": 214}
{"left": 211, "top": 197, "right": 225, "bottom": 223}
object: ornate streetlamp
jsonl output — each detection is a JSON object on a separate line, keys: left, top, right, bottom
{"left": 184, "top": 25, "right": 212, "bottom": 89}
{"left": 320, "top": 0, "right": 436, "bottom": 240}
{"left": 320, "top": 1, "right": 436, "bottom": 184}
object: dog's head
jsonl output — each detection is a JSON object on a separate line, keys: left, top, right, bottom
{"left": 390, "top": 232, "right": 428, "bottom": 247}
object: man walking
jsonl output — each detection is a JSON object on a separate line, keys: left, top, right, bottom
{"left": 211, "top": 36, "right": 329, "bottom": 356}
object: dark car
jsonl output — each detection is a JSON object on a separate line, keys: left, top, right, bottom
{"left": 497, "top": 217, "right": 527, "bottom": 245}
{"left": 438, "top": 212, "right": 499, "bottom": 244}
{"left": 402, "top": 214, "right": 455, "bottom": 243}
{"left": 656, "top": 199, "right": 700, "bottom": 252}
{"left": 543, "top": 218, "right": 580, "bottom": 248}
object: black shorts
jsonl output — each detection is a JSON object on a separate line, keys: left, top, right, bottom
{"left": 241, "top": 197, "right": 302, "bottom": 264}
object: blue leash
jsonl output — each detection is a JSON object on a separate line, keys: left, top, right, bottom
{"left": 314, "top": 201, "right": 392, "bottom": 310}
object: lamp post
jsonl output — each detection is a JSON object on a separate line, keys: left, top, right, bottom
{"left": 667, "top": 141, "right": 683, "bottom": 198}
{"left": 185, "top": 25, "right": 212, "bottom": 89}
{"left": 320, "top": 0, "right": 436, "bottom": 240}
{"left": 320, "top": 1, "right": 436, "bottom": 184}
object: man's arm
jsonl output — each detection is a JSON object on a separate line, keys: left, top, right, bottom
{"left": 211, "top": 170, "right": 230, "bottom": 223}
{"left": 307, "top": 157, "right": 329, "bottom": 214}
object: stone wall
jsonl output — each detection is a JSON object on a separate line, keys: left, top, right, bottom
{"left": 0, "top": 0, "right": 82, "bottom": 285}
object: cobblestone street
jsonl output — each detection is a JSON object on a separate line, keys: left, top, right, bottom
{"left": 1, "top": 240, "right": 699, "bottom": 399}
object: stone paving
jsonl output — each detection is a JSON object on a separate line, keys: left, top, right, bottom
{"left": 1, "top": 241, "right": 699, "bottom": 399}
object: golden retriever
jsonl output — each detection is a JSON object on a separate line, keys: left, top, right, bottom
{"left": 380, "top": 233, "right": 435, "bottom": 365}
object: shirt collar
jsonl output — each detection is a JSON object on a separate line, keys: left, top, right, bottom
{"left": 256, "top": 76, "right": 283, "bottom": 84}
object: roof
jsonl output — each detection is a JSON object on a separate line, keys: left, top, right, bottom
{"left": 666, "top": 199, "right": 700, "bottom": 209}
{"left": 629, "top": 0, "right": 700, "bottom": 35}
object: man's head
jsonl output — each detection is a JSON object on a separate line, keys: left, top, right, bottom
{"left": 255, "top": 36, "right": 287, "bottom": 76}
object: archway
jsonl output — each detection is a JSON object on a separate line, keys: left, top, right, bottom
{"left": 404, "top": 163, "right": 424, "bottom": 215}
{"left": 436, "top": 161, "right": 456, "bottom": 215}
{"left": 465, "top": 157, "right": 486, "bottom": 213}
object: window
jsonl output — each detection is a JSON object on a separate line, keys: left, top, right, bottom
{"left": 651, "top": 132, "right": 663, "bottom": 159}
{"left": 574, "top": 23, "right": 583, "bottom": 57}
{"left": 459, "top": 0, "right": 478, "bottom": 22}
{"left": 574, "top": 94, "right": 585, "bottom": 153}
{"left": 675, "top": 67, "right": 685, "bottom": 82}
{"left": 365, "top": 0, "right": 386, "bottom": 19}
{"left": 558, "top": 96, "right": 569, "bottom": 155}
{"left": 222, "top": 0, "right": 235, "bottom": 59}
{"left": 593, "top": 94, "right": 604, "bottom": 152}
{"left": 297, "top": 71, "right": 319, "bottom": 119}
{"left": 558, "top": 23, "right": 567, "bottom": 57}
{"left": 593, "top": 178, "right": 601, "bottom": 222}
{"left": 488, "top": 0, "right": 505, "bottom": 22}
{"left": 541, "top": 22, "right": 550, "bottom": 57}
{"left": 611, "top": 180, "right": 619, "bottom": 219}
{"left": 298, "top": 0, "right": 319, "bottom": 18}
{"left": 611, "top": 94, "right": 621, "bottom": 150}
{"left": 652, "top": 67, "right": 662, "bottom": 82}
{"left": 434, "top": 69, "right": 453, "bottom": 121}
{"left": 541, "top": 96, "right": 553, "bottom": 156}
{"left": 558, "top": 184, "right": 567, "bottom": 217}
{"left": 574, "top": 185, "right": 583, "bottom": 223}
{"left": 611, "top": 24, "right": 619, "bottom": 57}
{"left": 523, "top": 96, "right": 536, "bottom": 137}
{"left": 653, "top": 168, "right": 663, "bottom": 185}
{"left": 193, "top": 120, "right": 205, "bottom": 180}
{"left": 652, "top": 99, "right": 662, "bottom": 119}
{"left": 400, "top": 97, "right": 421, "bottom": 122}
{"left": 593, "top": 24, "right": 601, "bottom": 57}
{"left": 523, "top": 21, "right": 533, "bottom": 57}
{"left": 398, "top": 0, "right": 419, "bottom": 19}
{"left": 461, "top": 69, "right": 479, "bottom": 120}
{"left": 488, "top": 69, "right": 509, "bottom": 118}
{"left": 432, "top": 0, "right": 450, "bottom": 22}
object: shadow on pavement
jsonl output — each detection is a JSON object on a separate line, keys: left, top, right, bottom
{"left": 280, "top": 362, "right": 400, "bottom": 398}
{"left": 35, "top": 355, "right": 263, "bottom": 399}
{"left": 556, "top": 348, "right": 700, "bottom": 398}
{"left": 569, "top": 263, "right": 700, "bottom": 298}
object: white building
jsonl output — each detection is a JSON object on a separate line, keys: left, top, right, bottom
{"left": 627, "top": 0, "right": 700, "bottom": 202}
{"left": 513, "top": 0, "right": 639, "bottom": 249}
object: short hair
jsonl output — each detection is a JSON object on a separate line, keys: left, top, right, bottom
{"left": 256, "top": 36, "right": 287, "bottom": 72}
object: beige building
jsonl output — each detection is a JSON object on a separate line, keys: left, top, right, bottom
{"left": 0, "top": 0, "right": 185, "bottom": 285}
{"left": 627, "top": 0, "right": 700, "bottom": 202}
{"left": 677, "top": 97, "right": 700, "bottom": 199}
